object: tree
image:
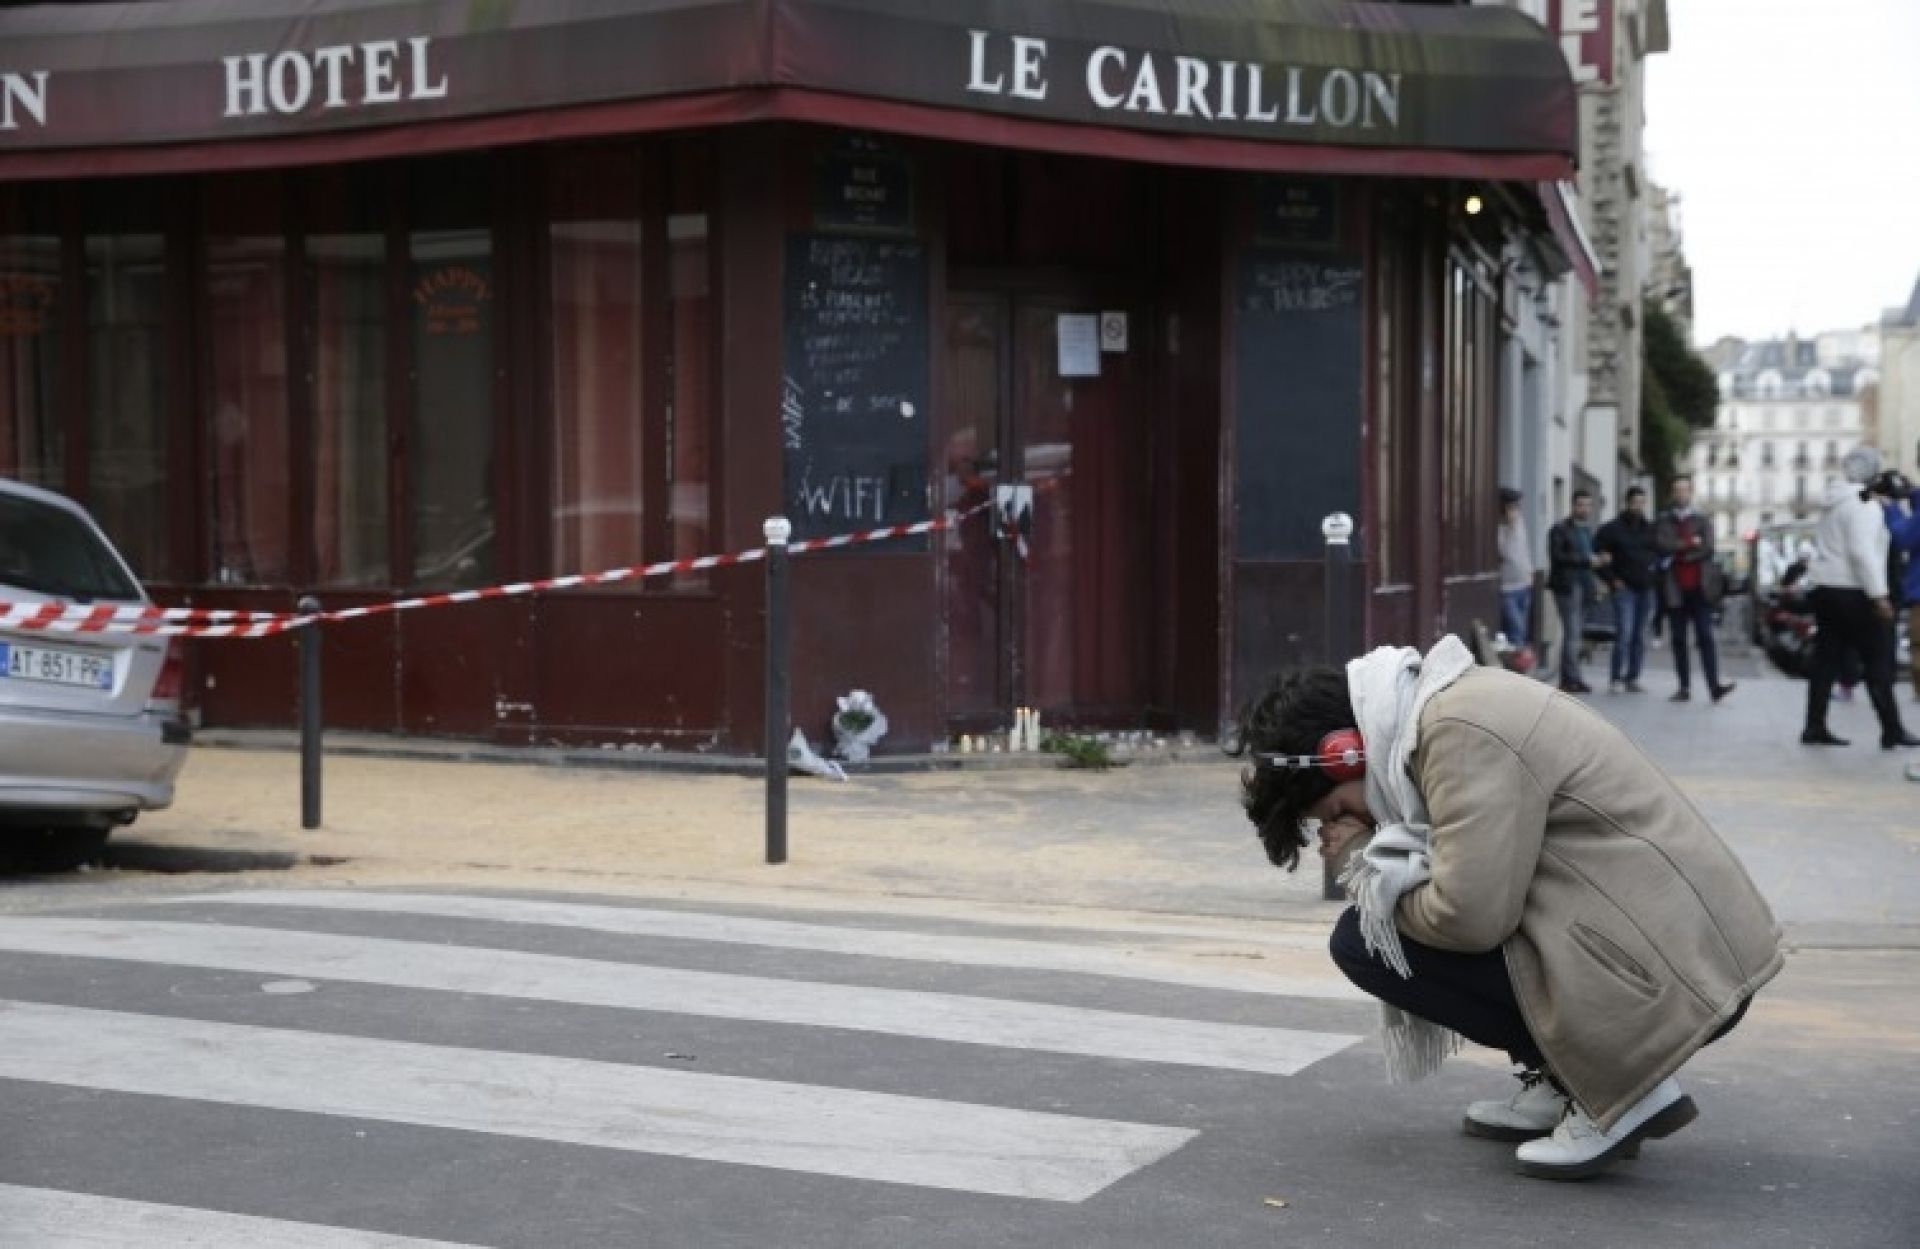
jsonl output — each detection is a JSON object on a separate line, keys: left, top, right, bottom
{"left": 1640, "top": 302, "right": 1719, "bottom": 488}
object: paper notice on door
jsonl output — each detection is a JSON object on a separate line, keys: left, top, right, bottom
{"left": 1056, "top": 314, "right": 1101, "bottom": 378}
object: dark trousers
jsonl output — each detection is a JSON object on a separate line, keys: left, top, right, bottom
{"left": 1667, "top": 589, "right": 1722, "bottom": 692}
{"left": 1805, "top": 586, "right": 1908, "bottom": 741}
{"left": 1328, "top": 907, "right": 1751, "bottom": 1080}
{"left": 1610, "top": 586, "right": 1658, "bottom": 683}
{"left": 1554, "top": 583, "right": 1589, "bottom": 685}
{"left": 1329, "top": 907, "right": 1546, "bottom": 1069}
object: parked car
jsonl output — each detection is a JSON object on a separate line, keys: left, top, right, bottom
{"left": 0, "top": 478, "right": 190, "bottom": 868}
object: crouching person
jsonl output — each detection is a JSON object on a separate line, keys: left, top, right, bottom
{"left": 1232, "top": 636, "right": 1781, "bottom": 1180}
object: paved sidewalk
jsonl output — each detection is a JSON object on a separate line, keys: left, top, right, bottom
{"left": 35, "top": 664, "right": 1912, "bottom": 949}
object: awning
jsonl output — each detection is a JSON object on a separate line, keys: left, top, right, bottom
{"left": 0, "top": 0, "right": 1577, "bottom": 182}
{"left": 1540, "top": 180, "right": 1603, "bottom": 300}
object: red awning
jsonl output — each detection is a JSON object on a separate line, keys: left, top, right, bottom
{"left": 1540, "top": 180, "right": 1603, "bottom": 301}
{"left": 0, "top": 0, "right": 1578, "bottom": 182}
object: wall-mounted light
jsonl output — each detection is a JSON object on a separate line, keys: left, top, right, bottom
{"left": 1464, "top": 194, "right": 1484, "bottom": 216}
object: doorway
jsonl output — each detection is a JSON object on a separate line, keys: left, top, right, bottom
{"left": 939, "top": 290, "right": 1155, "bottom": 733}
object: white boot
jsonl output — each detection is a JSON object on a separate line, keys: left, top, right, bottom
{"left": 1463, "top": 1070, "right": 1568, "bottom": 1142}
{"left": 1514, "top": 1078, "right": 1697, "bottom": 1181}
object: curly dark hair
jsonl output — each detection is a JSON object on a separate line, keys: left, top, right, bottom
{"left": 1225, "top": 667, "right": 1356, "bottom": 872}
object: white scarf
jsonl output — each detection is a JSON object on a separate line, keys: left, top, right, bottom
{"left": 1337, "top": 635, "right": 1477, "bottom": 1082}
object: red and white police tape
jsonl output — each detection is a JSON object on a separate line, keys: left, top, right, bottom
{"left": 0, "top": 501, "right": 993, "bottom": 640}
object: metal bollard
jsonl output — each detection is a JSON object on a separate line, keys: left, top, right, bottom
{"left": 1320, "top": 513, "right": 1355, "bottom": 902}
{"left": 763, "top": 518, "right": 792, "bottom": 865}
{"left": 297, "top": 595, "right": 322, "bottom": 830}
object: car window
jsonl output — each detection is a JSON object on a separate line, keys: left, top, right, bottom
{"left": 0, "top": 493, "right": 142, "bottom": 603}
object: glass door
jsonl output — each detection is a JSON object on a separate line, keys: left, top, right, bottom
{"left": 941, "top": 292, "right": 1154, "bottom": 731}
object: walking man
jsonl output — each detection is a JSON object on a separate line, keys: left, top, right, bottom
{"left": 1801, "top": 449, "right": 1920, "bottom": 748}
{"left": 1498, "top": 488, "right": 1534, "bottom": 649}
{"left": 1547, "top": 491, "right": 1604, "bottom": 693}
{"left": 1231, "top": 639, "right": 1781, "bottom": 1180}
{"left": 1595, "top": 487, "right": 1660, "bottom": 693}
{"left": 1655, "top": 477, "right": 1735, "bottom": 703}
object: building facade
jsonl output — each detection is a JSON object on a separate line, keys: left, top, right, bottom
{"left": 1878, "top": 275, "right": 1920, "bottom": 479}
{"left": 0, "top": 0, "right": 1582, "bottom": 752}
{"left": 1692, "top": 333, "right": 1880, "bottom": 539}
{"left": 1476, "top": 0, "right": 1669, "bottom": 663}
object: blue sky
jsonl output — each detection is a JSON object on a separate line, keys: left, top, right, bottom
{"left": 1644, "top": 0, "right": 1920, "bottom": 344}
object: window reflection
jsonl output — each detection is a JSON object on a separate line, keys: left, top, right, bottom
{"left": 310, "top": 233, "right": 389, "bottom": 587}
{"left": 0, "top": 233, "right": 63, "bottom": 492}
{"left": 87, "top": 234, "right": 171, "bottom": 580}
{"left": 207, "top": 223, "right": 290, "bottom": 586}
{"left": 548, "top": 147, "right": 644, "bottom": 578}
{"left": 410, "top": 227, "right": 494, "bottom": 589}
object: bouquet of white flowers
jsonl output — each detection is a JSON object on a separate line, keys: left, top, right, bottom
{"left": 831, "top": 689, "right": 889, "bottom": 763}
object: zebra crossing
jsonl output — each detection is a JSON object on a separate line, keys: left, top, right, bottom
{"left": 0, "top": 887, "right": 1370, "bottom": 1246}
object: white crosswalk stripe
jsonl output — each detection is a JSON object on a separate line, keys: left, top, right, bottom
{"left": 0, "top": 1000, "right": 1196, "bottom": 1202}
{"left": 171, "top": 889, "right": 1360, "bottom": 1000}
{"left": 0, "top": 889, "right": 1367, "bottom": 1237}
{"left": 0, "top": 917, "right": 1360, "bottom": 1076}
{"left": 0, "top": 1183, "right": 485, "bottom": 1248}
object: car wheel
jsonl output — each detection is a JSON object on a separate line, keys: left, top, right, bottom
{"left": 16, "top": 826, "right": 113, "bottom": 873}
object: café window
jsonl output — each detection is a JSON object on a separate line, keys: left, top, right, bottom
{"left": 543, "top": 142, "right": 714, "bottom": 585}
{"left": 307, "top": 167, "right": 390, "bottom": 588}
{"left": 667, "top": 141, "right": 714, "bottom": 569}
{"left": 87, "top": 229, "right": 174, "bottom": 581}
{"left": 0, "top": 226, "right": 64, "bottom": 492}
{"left": 206, "top": 176, "right": 292, "bottom": 586}
{"left": 409, "top": 158, "right": 495, "bottom": 590}
{"left": 548, "top": 148, "right": 646, "bottom": 578}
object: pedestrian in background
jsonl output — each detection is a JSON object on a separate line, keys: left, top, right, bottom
{"left": 1498, "top": 488, "right": 1534, "bottom": 649}
{"left": 1595, "top": 487, "right": 1660, "bottom": 694}
{"left": 1801, "top": 449, "right": 1920, "bottom": 748}
{"left": 1655, "top": 477, "right": 1735, "bottom": 703}
{"left": 1880, "top": 471, "right": 1920, "bottom": 700}
{"left": 1547, "top": 491, "right": 1604, "bottom": 694}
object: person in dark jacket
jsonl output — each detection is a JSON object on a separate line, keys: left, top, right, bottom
{"left": 1547, "top": 492, "right": 1605, "bottom": 694}
{"left": 1876, "top": 472, "right": 1920, "bottom": 700}
{"left": 1655, "top": 477, "right": 1735, "bottom": 703}
{"left": 1595, "top": 487, "right": 1661, "bottom": 693}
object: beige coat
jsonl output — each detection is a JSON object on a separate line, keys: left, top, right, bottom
{"left": 1396, "top": 667, "right": 1783, "bottom": 1130}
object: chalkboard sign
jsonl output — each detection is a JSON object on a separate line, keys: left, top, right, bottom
{"left": 1233, "top": 251, "right": 1364, "bottom": 560}
{"left": 782, "top": 234, "right": 931, "bottom": 543}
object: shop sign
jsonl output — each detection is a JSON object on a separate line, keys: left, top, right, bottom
{"left": 0, "top": 2, "right": 1573, "bottom": 167}
{"left": 1252, "top": 178, "right": 1341, "bottom": 249}
{"left": 1548, "top": 0, "right": 1615, "bottom": 87}
{"left": 223, "top": 37, "right": 448, "bottom": 118}
{"left": 966, "top": 29, "right": 1403, "bottom": 135}
{"left": 413, "top": 263, "right": 490, "bottom": 337}
{"left": 0, "top": 72, "right": 47, "bottom": 131}
{"left": 814, "top": 136, "right": 913, "bottom": 235}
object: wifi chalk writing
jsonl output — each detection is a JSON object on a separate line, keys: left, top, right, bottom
{"left": 782, "top": 234, "right": 930, "bottom": 542}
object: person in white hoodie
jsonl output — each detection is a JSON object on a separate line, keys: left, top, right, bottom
{"left": 1801, "top": 447, "right": 1920, "bottom": 749}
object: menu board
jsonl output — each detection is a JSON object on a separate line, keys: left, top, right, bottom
{"left": 1233, "top": 251, "right": 1364, "bottom": 560}
{"left": 782, "top": 234, "right": 930, "bottom": 543}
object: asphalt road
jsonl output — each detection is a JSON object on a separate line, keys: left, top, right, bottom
{"left": 0, "top": 883, "right": 1913, "bottom": 1249}
{"left": 0, "top": 662, "right": 1914, "bottom": 1246}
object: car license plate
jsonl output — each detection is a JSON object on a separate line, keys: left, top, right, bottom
{"left": 0, "top": 640, "right": 115, "bottom": 690}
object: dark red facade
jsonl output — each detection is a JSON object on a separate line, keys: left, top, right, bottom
{"left": 0, "top": 2, "right": 1573, "bottom": 753}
